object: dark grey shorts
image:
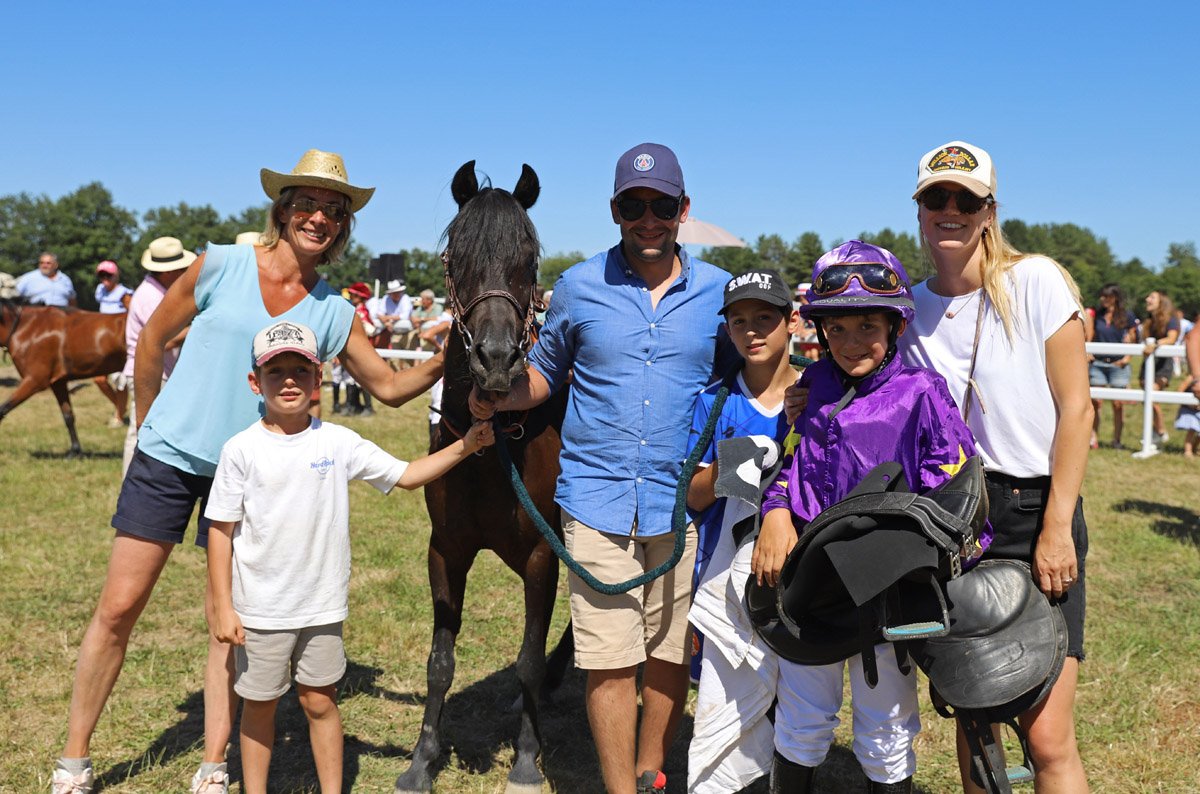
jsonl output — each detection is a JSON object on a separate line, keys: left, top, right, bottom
{"left": 983, "top": 472, "right": 1088, "bottom": 660}
{"left": 111, "top": 447, "right": 213, "bottom": 546}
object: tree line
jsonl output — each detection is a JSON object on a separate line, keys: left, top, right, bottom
{"left": 2, "top": 183, "right": 1197, "bottom": 317}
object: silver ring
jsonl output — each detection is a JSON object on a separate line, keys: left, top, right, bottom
{"left": 1063, "top": 578, "right": 1073, "bottom": 584}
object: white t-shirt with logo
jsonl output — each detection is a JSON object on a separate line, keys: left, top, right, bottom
{"left": 205, "top": 418, "right": 408, "bottom": 629}
{"left": 901, "top": 256, "right": 1081, "bottom": 479}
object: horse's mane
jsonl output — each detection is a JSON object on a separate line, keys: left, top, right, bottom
{"left": 442, "top": 187, "right": 540, "bottom": 282}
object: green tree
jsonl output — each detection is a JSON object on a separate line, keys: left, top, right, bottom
{"left": 0, "top": 192, "right": 54, "bottom": 275}
{"left": 45, "top": 184, "right": 139, "bottom": 308}
{"left": 698, "top": 244, "right": 764, "bottom": 276}
{"left": 1158, "top": 242, "right": 1200, "bottom": 317}
{"left": 789, "top": 232, "right": 826, "bottom": 286}
{"left": 857, "top": 228, "right": 929, "bottom": 283}
{"left": 539, "top": 251, "right": 586, "bottom": 289}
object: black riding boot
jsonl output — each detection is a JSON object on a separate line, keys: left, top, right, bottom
{"left": 866, "top": 776, "right": 913, "bottom": 793}
{"left": 770, "top": 752, "right": 815, "bottom": 793}
{"left": 345, "top": 384, "right": 361, "bottom": 415}
{"left": 332, "top": 383, "right": 343, "bottom": 414}
{"left": 360, "top": 390, "right": 374, "bottom": 416}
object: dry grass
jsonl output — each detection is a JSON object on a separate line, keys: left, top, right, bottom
{"left": 1, "top": 365, "right": 1198, "bottom": 792}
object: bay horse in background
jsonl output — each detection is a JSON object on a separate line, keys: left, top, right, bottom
{"left": 394, "top": 161, "right": 571, "bottom": 794}
{"left": 0, "top": 298, "right": 127, "bottom": 455}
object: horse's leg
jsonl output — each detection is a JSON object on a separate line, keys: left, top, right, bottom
{"left": 49, "top": 379, "right": 83, "bottom": 456}
{"left": 503, "top": 543, "right": 559, "bottom": 793}
{"left": 395, "top": 540, "right": 474, "bottom": 794}
{"left": 0, "top": 373, "right": 49, "bottom": 426}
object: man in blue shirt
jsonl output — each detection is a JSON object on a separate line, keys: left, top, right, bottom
{"left": 16, "top": 251, "right": 76, "bottom": 307}
{"left": 472, "top": 143, "right": 729, "bottom": 794}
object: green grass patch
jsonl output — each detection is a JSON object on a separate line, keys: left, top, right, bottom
{"left": 2, "top": 366, "right": 1198, "bottom": 792}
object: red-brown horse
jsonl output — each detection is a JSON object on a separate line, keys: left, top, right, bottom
{"left": 0, "top": 298, "right": 127, "bottom": 455}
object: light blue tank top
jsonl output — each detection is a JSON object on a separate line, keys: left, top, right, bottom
{"left": 139, "top": 243, "right": 355, "bottom": 476}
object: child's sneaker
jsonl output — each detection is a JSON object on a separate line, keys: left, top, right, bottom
{"left": 636, "top": 769, "right": 667, "bottom": 793}
{"left": 51, "top": 765, "right": 94, "bottom": 794}
{"left": 190, "top": 762, "right": 229, "bottom": 794}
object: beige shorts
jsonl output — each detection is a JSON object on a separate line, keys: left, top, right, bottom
{"left": 235, "top": 622, "right": 346, "bottom": 701}
{"left": 563, "top": 511, "right": 696, "bottom": 670}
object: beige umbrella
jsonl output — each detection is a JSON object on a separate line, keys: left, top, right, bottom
{"left": 676, "top": 217, "right": 747, "bottom": 248}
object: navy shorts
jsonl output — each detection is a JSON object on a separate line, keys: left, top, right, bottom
{"left": 983, "top": 472, "right": 1088, "bottom": 660}
{"left": 112, "top": 447, "right": 215, "bottom": 546}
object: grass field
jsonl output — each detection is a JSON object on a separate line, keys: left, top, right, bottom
{"left": 1, "top": 364, "right": 1198, "bottom": 793}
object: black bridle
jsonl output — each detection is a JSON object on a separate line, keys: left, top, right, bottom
{"left": 440, "top": 250, "right": 543, "bottom": 355}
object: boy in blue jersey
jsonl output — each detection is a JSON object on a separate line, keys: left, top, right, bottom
{"left": 684, "top": 269, "right": 799, "bottom": 793}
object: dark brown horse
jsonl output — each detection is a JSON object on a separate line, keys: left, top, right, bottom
{"left": 0, "top": 298, "right": 126, "bottom": 455}
{"left": 394, "top": 162, "right": 570, "bottom": 794}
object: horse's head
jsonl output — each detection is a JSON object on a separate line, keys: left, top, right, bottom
{"left": 443, "top": 160, "right": 541, "bottom": 394}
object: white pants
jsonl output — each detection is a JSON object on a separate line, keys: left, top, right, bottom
{"left": 775, "top": 644, "right": 919, "bottom": 784}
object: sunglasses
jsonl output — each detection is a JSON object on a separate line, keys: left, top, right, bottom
{"left": 288, "top": 197, "right": 349, "bottom": 223}
{"left": 615, "top": 194, "right": 682, "bottom": 222}
{"left": 813, "top": 263, "right": 904, "bottom": 297}
{"left": 917, "top": 186, "right": 994, "bottom": 215}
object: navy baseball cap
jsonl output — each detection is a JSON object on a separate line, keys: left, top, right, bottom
{"left": 613, "top": 143, "right": 685, "bottom": 198}
{"left": 720, "top": 269, "right": 793, "bottom": 315}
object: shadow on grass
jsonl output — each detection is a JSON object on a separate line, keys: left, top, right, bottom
{"left": 95, "top": 689, "right": 206, "bottom": 792}
{"left": 1115, "top": 498, "right": 1200, "bottom": 544}
{"left": 30, "top": 448, "right": 123, "bottom": 460}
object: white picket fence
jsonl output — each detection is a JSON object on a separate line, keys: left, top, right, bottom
{"left": 372, "top": 345, "right": 1197, "bottom": 459}
{"left": 1086, "top": 342, "right": 1197, "bottom": 459}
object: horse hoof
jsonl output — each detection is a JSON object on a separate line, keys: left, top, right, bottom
{"left": 504, "top": 780, "right": 544, "bottom": 794}
{"left": 394, "top": 771, "right": 432, "bottom": 794}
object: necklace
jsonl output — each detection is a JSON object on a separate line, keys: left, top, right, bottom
{"left": 941, "top": 288, "right": 982, "bottom": 319}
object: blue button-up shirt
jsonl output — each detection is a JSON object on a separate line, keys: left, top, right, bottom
{"left": 16, "top": 270, "right": 75, "bottom": 306}
{"left": 529, "top": 244, "right": 730, "bottom": 537}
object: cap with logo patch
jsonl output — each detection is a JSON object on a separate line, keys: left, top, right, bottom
{"left": 720, "top": 269, "right": 793, "bottom": 315}
{"left": 913, "top": 140, "right": 997, "bottom": 199}
{"left": 613, "top": 142, "right": 685, "bottom": 198}
{"left": 253, "top": 321, "right": 321, "bottom": 367}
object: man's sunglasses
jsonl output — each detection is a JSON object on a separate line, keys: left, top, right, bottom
{"left": 917, "top": 186, "right": 994, "bottom": 215}
{"left": 288, "top": 197, "right": 349, "bottom": 223}
{"left": 615, "top": 194, "right": 682, "bottom": 222}
{"left": 813, "top": 263, "right": 904, "bottom": 297}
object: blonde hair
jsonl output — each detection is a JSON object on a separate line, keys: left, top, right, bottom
{"left": 921, "top": 201, "right": 1082, "bottom": 340}
{"left": 260, "top": 186, "right": 355, "bottom": 266}
{"left": 1145, "top": 290, "right": 1177, "bottom": 338}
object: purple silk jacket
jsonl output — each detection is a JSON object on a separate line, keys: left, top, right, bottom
{"left": 762, "top": 354, "right": 991, "bottom": 552}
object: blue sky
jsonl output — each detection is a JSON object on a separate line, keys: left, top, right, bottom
{"left": 3, "top": 3, "right": 1196, "bottom": 269}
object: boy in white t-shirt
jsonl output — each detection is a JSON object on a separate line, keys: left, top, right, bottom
{"left": 205, "top": 320, "right": 492, "bottom": 794}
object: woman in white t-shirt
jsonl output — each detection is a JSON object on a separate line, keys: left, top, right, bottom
{"left": 902, "top": 141, "right": 1092, "bottom": 792}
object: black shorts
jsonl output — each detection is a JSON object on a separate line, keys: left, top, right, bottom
{"left": 112, "top": 447, "right": 215, "bottom": 546}
{"left": 983, "top": 472, "right": 1088, "bottom": 660}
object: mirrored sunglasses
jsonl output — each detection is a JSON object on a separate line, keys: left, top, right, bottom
{"left": 917, "top": 186, "right": 993, "bottom": 215}
{"left": 288, "top": 197, "right": 349, "bottom": 223}
{"left": 812, "top": 263, "right": 904, "bottom": 297}
{"left": 615, "top": 195, "right": 682, "bottom": 222}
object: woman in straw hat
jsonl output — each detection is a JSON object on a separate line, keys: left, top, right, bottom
{"left": 902, "top": 142, "right": 1091, "bottom": 792}
{"left": 53, "top": 150, "right": 445, "bottom": 794}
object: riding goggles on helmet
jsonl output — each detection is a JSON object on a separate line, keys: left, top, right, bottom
{"left": 615, "top": 194, "right": 682, "bottom": 222}
{"left": 812, "top": 263, "right": 905, "bottom": 298}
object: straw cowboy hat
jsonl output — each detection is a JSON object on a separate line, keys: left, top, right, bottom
{"left": 141, "top": 237, "right": 198, "bottom": 272}
{"left": 260, "top": 149, "right": 375, "bottom": 212}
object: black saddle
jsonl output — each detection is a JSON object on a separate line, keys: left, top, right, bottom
{"left": 748, "top": 457, "right": 987, "bottom": 682}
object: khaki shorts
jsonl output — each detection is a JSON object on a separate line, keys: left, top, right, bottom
{"left": 235, "top": 622, "right": 346, "bottom": 701}
{"left": 563, "top": 511, "right": 696, "bottom": 670}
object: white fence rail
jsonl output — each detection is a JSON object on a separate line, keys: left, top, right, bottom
{"left": 1086, "top": 342, "right": 1196, "bottom": 459}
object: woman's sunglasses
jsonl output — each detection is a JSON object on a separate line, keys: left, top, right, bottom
{"left": 288, "top": 197, "right": 349, "bottom": 223}
{"left": 917, "top": 186, "right": 994, "bottom": 215}
{"left": 813, "top": 263, "right": 904, "bottom": 297}
{"left": 615, "top": 194, "right": 682, "bottom": 222}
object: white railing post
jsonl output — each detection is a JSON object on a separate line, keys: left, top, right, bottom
{"left": 1132, "top": 339, "right": 1158, "bottom": 459}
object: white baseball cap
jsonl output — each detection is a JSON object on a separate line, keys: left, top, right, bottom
{"left": 253, "top": 321, "right": 320, "bottom": 367}
{"left": 913, "top": 140, "right": 997, "bottom": 199}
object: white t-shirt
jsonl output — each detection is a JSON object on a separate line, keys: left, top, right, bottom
{"left": 205, "top": 418, "right": 408, "bottom": 629}
{"left": 901, "top": 256, "right": 1081, "bottom": 478}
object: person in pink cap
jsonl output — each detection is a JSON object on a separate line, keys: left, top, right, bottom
{"left": 92, "top": 260, "right": 135, "bottom": 427}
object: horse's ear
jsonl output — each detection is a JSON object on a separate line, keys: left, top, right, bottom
{"left": 451, "top": 161, "right": 479, "bottom": 208}
{"left": 513, "top": 164, "right": 539, "bottom": 210}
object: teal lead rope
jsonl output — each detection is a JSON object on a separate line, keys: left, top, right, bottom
{"left": 495, "top": 354, "right": 811, "bottom": 595}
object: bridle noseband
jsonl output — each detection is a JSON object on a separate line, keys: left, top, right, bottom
{"left": 441, "top": 250, "right": 543, "bottom": 355}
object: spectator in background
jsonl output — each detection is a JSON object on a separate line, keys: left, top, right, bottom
{"left": 1177, "top": 316, "right": 1200, "bottom": 458}
{"left": 1174, "top": 309, "right": 1195, "bottom": 378}
{"left": 17, "top": 251, "right": 76, "bottom": 307}
{"left": 121, "top": 239, "right": 193, "bottom": 473}
{"left": 408, "top": 289, "right": 443, "bottom": 351}
{"left": 417, "top": 295, "right": 454, "bottom": 353}
{"left": 94, "top": 260, "right": 135, "bottom": 428}
{"left": 1140, "top": 290, "right": 1180, "bottom": 446}
{"left": 378, "top": 279, "right": 414, "bottom": 351}
{"left": 1087, "top": 284, "right": 1138, "bottom": 449}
